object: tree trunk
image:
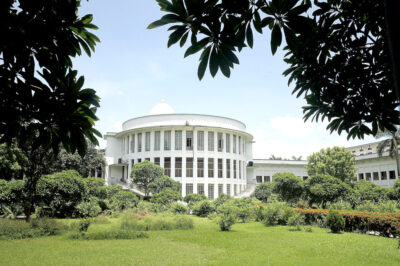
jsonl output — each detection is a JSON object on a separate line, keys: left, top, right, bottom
{"left": 393, "top": 137, "right": 400, "bottom": 179}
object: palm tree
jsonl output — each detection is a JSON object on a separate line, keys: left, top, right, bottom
{"left": 376, "top": 130, "right": 400, "bottom": 177}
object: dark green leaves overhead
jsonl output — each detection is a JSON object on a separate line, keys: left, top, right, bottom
{"left": 148, "top": 0, "right": 400, "bottom": 140}
{"left": 1, "top": 0, "right": 101, "bottom": 156}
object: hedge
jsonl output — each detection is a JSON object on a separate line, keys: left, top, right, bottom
{"left": 295, "top": 208, "right": 400, "bottom": 237}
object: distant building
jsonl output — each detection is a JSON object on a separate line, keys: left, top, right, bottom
{"left": 104, "top": 101, "right": 398, "bottom": 197}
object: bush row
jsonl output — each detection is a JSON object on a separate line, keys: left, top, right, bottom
{"left": 295, "top": 208, "right": 400, "bottom": 237}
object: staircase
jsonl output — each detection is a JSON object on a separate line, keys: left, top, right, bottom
{"left": 234, "top": 184, "right": 256, "bottom": 199}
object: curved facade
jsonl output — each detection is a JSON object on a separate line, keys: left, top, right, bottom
{"left": 105, "top": 110, "right": 253, "bottom": 198}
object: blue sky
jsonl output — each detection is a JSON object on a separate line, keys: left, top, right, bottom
{"left": 73, "top": 0, "right": 375, "bottom": 158}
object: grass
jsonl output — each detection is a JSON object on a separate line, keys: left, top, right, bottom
{"left": 0, "top": 216, "right": 399, "bottom": 265}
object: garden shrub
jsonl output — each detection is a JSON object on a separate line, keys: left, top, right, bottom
{"left": 216, "top": 203, "right": 237, "bottom": 231}
{"left": 0, "top": 180, "right": 25, "bottom": 218}
{"left": 237, "top": 206, "right": 252, "bottom": 223}
{"left": 327, "top": 201, "right": 353, "bottom": 211}
{"left": 254, "top": 183, "right": 274, "bottom": 203}
{"left": 192, "top": 200, "right": 214, "bottom": 217}
{"left": 120, "top": 211, "right": 193, "bottom": 231}
{"left": 110, "top": 190, "right": 138, "bottom": 211}
{"left": 36, "top": 170, "right": 86, "bottom": 218}
{"left": 136, "top": 201, "right": 168, "bottom": 213}
{"left": 78, "top": 219, "right": 91, "bottom": 233}
{"left": 261, "top": 202, "right": 291, "bottom": 226}
{"left": 213, "top": 193, "right": 232, "bottom": 208}
{"left": 183, "top": 193, "right": 207, "bottom": 208}
{"left": 92, "top": 214, "right": 110, "bottom": 224}
{"left": 83, "top": 177, "right": 107, "bottom": 199}
{"left": 75, "top": 197, "right": 102, "bottom": 218}
{"left": 150, "top": 189, "right": 181, "bottom": 205}
{"left": 287, "top": 212, "right": 304, "bottom": 231}
{"left": 170, "top": 202, "right": 188, "bottom": 214}
{"left": 29, "top": 217, "right": 61, "bottom": 236}
{"left": 326, "top": 210, "right": 345, "bottom": 233}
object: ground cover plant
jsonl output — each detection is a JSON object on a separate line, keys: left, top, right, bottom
{"left": 0, "top": 216, "right": 400, "bottom": 265}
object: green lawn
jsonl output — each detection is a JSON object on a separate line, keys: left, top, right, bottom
{"left": 0, "top": 217, "right": 399, "bottom": 265}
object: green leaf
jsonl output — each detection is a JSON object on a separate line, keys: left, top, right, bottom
{"left": 180, "top": 32, "right": 189, "bottom": 47}
{"left": 209, "top": 47, "right": 218, "bottom": 77}
{"left": 217, "top": 51, "right": 230, "bottom": 78}
{"left": 246, "top": 24, "right": 253, "bottom": 48}
{"left": 261, "top": 17, "right": 274, "bottom": 28}
{"left": 168, "top": 27, "right": 187, "bottom": 47}
{"left": 147, "top": 19, "right": 169, "bottom": 29}
{"left": 184, "top": 38, "right": 208, "bottom": 57}
{"left": 198, "top": 46, "right": 211, "bottom": 80}
{"left": 221, "top": 48, "right": 239, "bottom": 65}
{"left": 271, "top": 24, "right": 282, "bottom": 55}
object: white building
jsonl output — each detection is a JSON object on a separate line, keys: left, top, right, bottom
{"left": 104, "top": 101, "right": 399, "bottom": 197}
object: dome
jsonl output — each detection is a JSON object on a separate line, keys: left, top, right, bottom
{"left": 149, "top": 99, "right": 175, "bottom": 115}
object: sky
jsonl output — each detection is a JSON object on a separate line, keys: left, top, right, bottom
{"left": 73, "top": 0, "right": 376, "bottom": 159}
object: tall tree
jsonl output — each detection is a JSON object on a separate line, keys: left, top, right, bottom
{"left": 148, "top": 0, "right": 400, "bottom": 139}
{"left": 1, "top": 0, "right": 101, "bottom": 155}
{"left": 1, "top": 1, "right": 101, "bottom": 220}
{"left": 0, "top": 143, "right": 28, "bottom": 180}
{"left": 306, "top": 146, "right": 356, "bottom": 183}
{"left": 130, "top": 161, "right": 164, "bottom": 197}
{"left": 376, "top": 130, "right": 400, "bottom": 178}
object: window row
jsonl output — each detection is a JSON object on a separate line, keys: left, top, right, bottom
{"left": 357, "top": 170, "right": 398, "bottom": 181}
{"left": 256, "top": 175, "right": 308, "bottom": 183}
{"left": 131, "top": 157, "right": 245, "bottom": 179}
{"left": 185, "top": 183, "right": 244, "bottom": 199}
{"left": 122, "top": 130, "right": 245, "bottom": 154}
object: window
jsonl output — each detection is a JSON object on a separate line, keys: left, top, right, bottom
{"left": 131, "top": 159, "right": 135, "bottom": 168}
{"left": 138, "top": 133, "right": 142, "bottom": 152}
{"left": 186, "top": 158, "right": 193, "bottom": 177}
{"left": 358, "top": 173, "right": 364, "bottom": 180}
{"left": 126, "top": 136, "right": 129, "bottom": 154}
{"left": 208, "top": 132, "right": 214, "bottom": 151}
{"left": 239, "top": 161, "right": 241, "bottom": 179}
{"left": 234, "top": 184, "right": 237, "bottom": 196}
{"left": 226, "top": 134, "right": 230, "bottom": 153}
{"left": 373, "top": 172, "right": 379, "bottom": 181}
{"left": 366, "top": 173, "right": 371, "bottom": 181}
{"left": 218, "top": 159, "right": 223, "bottom": 178}
{"left": 208, "top": 158, "right": 214, "bottom": 178}
{"left": 390, "top": 170, "right": 396, "bottom": 179}
{"left": 218, "top": 133, "right": 223, "bottom": 152}
{"left": 197, "top": 158, "right": 204, "bottom": 177}
{"left": 234, "top": 160, "right": 237, "bottom": 179}
{"left": 138, "top": 158, "right": 142, "bottom": 163}
{"left": 303, "top": 176, "right": 308, "bottom": 181}
{"left": 208, "top": 184, "right": 214, "bottom": 200}
{"left": 145, "top": 158, "right": 150, "bottom": 161}
{"left": 145, "top": 132, "right": 150, "bottom": 151}
{"left": 130, "top": 134, "right": 135, "bottom": 153}
{"left": 227, "top": 184, "right": 231, "bottom": 196}
{"left": 218, "top": 184, "right": 223, "bottom": 197}
{"left": 175, "top": 157, "right": 182, "bottom": 177}
{"left": 233, "top": 135, "right": 237, "bottom": 153}
{"left": 154, "top": 157, "right": 160, "bottom": 166}
{"left": 226, "top": 159, "right": 231, "bottom": 178}
{"left": 197, "top": 131, "right": 204, "bottom": 151}
{"left": 186, "top": 131, "right": 193, "bottom": 150}
{"left": 186, "top": 183, "right": 193, "bottom": 194}
{"left": 197, "top": 184, "right": 204, "bottom": 195}
{"left": 239, "top": 136, "right": 242, "bottom": 154}
{"left": 256, "top": 176, "right": 262, "bottom": 183}
{"left": 264, "top": 176, "right": 270, "bottom": 182}
{"left": 164, "top": 157, "right": 171, "bottom": 176}
{"left": 381, "top": 171, "right": 387, "bottom": 180}
{"left": 164, "top": 131, "right": 171, "bottom": 151}
{"left": 175, "top": 130, "right": 182, "bottom": 150}
{"left": 154, "top": 131, "right": 160, "bottom": 151}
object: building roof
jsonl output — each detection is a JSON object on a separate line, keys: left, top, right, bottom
{"left": 149, "top": 99, "right": 175, "bottom": 115}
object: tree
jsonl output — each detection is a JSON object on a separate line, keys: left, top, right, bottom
{"left": 306, "top": 146, "right": 356, "bottom": 183}
{"left": 0, "top": 143, "right": 28, "bottom": 180}
{"left": 148, "top": 0, "right": 400, "bottom": 139}
{"left": 376, "top": 130, "right": 400, "bottom": 178}
{"left": 272, "top": 172, "right": 303, "bottom": 203}
{"left": 1, "top": 0, "right": 101, "bottom": 155}
{"left": 150, "top": 188, "right": 182, "bottom": 205}
{"left": 53, "top": 143, "right": 105, "bottom": 178}
{"left": 304, "top": 174, "right": 348, "bottom": 208}
{"left": 353, "top": 180, "right": 388, "bottom": 203}
{"left": 254, "top": 182, "right": 274, "bottom": 202}
{"left": 130, "top": 161, "right": 164, "bottom": 197}
{"left": 148, "top": 174, "right": 180, "bottom": 194}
